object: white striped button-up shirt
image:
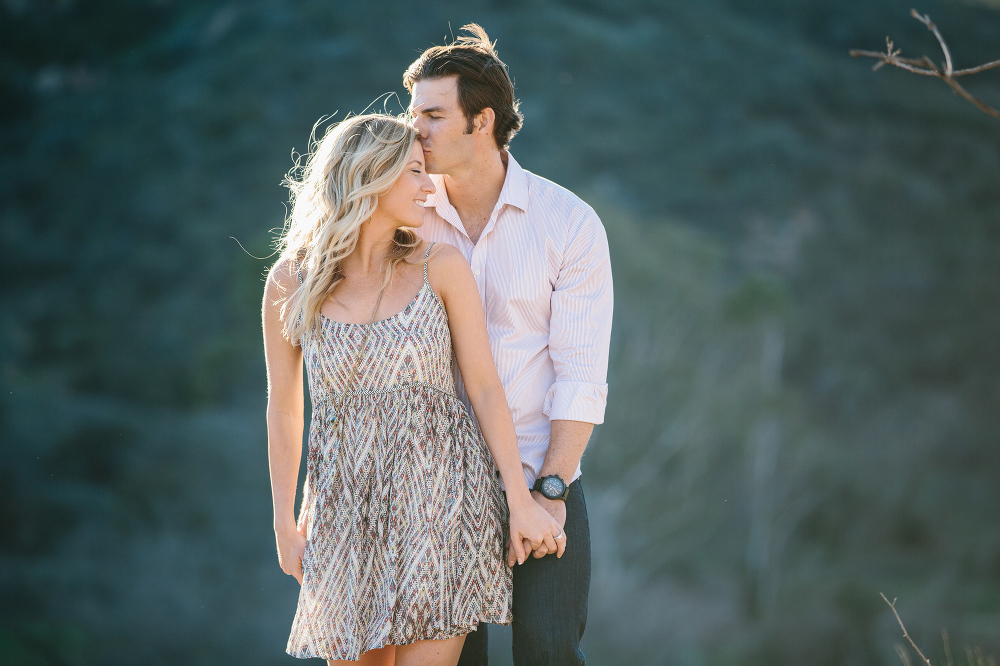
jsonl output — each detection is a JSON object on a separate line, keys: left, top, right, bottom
{"left": 418, "top": 153, "right": 613, "bottom": 487}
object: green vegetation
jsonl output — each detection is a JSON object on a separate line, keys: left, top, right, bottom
{"left": 1, "top": 0, "right": 999, "bottom": 663}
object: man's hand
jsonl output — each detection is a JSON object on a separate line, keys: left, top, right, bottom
{"left": 525, "top": 490, "right": 567, "bottom": 558}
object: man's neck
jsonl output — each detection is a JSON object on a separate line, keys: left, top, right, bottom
{"left": 441, "top": 150, "right": 507, "bottom": 245}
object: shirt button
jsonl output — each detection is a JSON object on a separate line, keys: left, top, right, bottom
{"left": 474, "top": 270, "right": 481, "bottom": 276}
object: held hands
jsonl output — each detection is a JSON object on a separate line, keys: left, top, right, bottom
{"left": 275, "top": 522, "right": 307, "bottom": 584}
{"left": 505, "top": 492, "right": 567, "bottom": 567}
{"left": 526, "top": 491, "right": 567, "bottom": 558}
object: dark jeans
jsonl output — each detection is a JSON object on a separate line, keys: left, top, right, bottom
{"left": 458, "top": 479, "right": 591, "bottom": 666}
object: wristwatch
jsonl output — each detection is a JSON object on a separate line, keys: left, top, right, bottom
{"left": 532, "top": 474, "right": 569, "bottom": 501}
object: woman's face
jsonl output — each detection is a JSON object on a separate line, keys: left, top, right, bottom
{"left": 375, "top": 141, "right": 435, "bottom": 228}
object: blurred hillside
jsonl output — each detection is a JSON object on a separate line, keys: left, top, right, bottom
{"left": 1, "top": 0, "right": 999, "bottom": 664}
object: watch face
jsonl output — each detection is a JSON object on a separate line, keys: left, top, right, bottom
{"left": 541, "top": 477, "right": 565, "bottom": 498}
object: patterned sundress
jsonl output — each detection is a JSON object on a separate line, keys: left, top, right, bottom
{"left": 287, "top": 243, "right": 513, "bottom": 661}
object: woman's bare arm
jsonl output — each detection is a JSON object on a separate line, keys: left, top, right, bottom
{"left": 428, "top": 244, "right": 565, "bottom": 563}
{"left": 262, "top": 258, "right": 307, "bottom": 582}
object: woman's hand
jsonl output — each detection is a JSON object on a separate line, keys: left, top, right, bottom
{"left": 525, "top": 491, "right": 567, "bottom": 559}
{"left": 505, "top": 494, "right": 566, "bottom": 566}
{"left": 275, "top": 524, "right": 307, "bottom": 584}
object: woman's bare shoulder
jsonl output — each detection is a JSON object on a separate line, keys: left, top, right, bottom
{"left": 425, "top": 242, "right": 475, "bottom": 302}
{"left": 265, "top": 256, "right": 301, "bottom": 298}
{"left": 426, "top": 241, "right": 467, "bottom": 268}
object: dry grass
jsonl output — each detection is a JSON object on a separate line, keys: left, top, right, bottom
{"left": 884, "top": 594, "right": 997, "bottom": 666}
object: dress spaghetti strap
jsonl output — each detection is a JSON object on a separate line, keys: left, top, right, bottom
{"left": 423, "top": 242, "right": 435, "bottom": 285}
{"left": 292, "top": 258, "right": 304, "bottom": 329}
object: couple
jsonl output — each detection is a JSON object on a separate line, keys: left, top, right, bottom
{"left": 263, "top": 25, "right": 613, "bottom": 666}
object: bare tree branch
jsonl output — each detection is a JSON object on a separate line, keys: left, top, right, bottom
{"left": 849, "top": 10, "right": 1000, "bottom": 120}
{"left": 851, "top": 44, "right": 939, "bottom": 76}
{"left": 910, "top": 9, "right": 953, "bottom": 76}
{"left": 954, "top": 59, "right": 1000, "bottom": 77}
{"left": 881, "top": 592, "right": 934, "bottom": 666}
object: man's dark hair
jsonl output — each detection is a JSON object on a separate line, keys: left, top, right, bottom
{"left": 403, "top": 24, "right": 523, "bottom": 150}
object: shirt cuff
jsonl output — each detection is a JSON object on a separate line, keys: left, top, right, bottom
{"left": 542, "top": 380, "right": 608, "bottom": 424}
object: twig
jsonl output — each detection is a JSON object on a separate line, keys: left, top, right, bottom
{"left": 850, "top": 46, "right": 938, "bottom": 76}
{"left": 849, "top": 10, "right": 1000, "bottom": 120}
{"left": 910, "top": 9, "right": 952, "bottom": 76}
{"left": 881, "top": 592, "right": 933, "bottom": 666}
{"left": 954, "top": 59, "right": 1000, "bottom": 77}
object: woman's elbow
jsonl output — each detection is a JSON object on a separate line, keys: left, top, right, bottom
{"left": 466, "top": 381, "right": 506, "bottom": 409}
{"left": 266, "top": 402, "right": 303, "bottom": 426}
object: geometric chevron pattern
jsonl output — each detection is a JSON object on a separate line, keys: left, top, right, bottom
{"left": 287, "top": 250, "right": 513, "bottom": 661}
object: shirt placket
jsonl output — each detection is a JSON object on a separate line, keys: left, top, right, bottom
{"left": 472, "top": 206, "right": 505, "bottom": 313}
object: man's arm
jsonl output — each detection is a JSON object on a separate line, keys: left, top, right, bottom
{"left": 529, "top": 205, "right": 613, "bottom": 557}
{"left": 530, "top": 419, "right": 593, "bottom": 536}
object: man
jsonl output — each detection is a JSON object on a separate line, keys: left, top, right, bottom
{"left": 404, "top": 24, "right": 614, "bottom": 666}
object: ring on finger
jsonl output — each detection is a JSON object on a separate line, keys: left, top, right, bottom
{"left": 554, "top": 529, "right": 565, "bottom": 540}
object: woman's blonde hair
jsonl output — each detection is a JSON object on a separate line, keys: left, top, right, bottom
{"left": 274, "top": 113, "right": 422, "bottom": 342}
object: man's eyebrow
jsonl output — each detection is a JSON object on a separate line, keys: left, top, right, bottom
{"left": 413, "top": 105, "right": 445, "bottom": 115}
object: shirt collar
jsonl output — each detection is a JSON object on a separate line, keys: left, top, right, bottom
{"left": 497, "top": 152, "right": 529, "bottom": 213}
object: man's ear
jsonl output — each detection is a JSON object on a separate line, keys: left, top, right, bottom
{"left": 475, "top": 108, "right": 496, "bottom": 136}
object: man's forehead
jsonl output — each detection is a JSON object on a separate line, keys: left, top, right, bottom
{"left": 409, "top": 76, "right": 459, "bottom": 111}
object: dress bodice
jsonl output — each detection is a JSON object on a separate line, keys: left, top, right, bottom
{"left": 300, "top": 264, "right": 455, "bottom": 409}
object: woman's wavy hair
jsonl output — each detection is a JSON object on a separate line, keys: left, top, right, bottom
{"left": 274, "top": 113, "right": 421, "bottom": 342}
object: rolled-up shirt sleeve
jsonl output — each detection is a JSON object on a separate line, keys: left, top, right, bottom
{"left": 542, "top": 207, "right": 613, "bottom": 424}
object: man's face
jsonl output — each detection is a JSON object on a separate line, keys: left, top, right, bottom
{"left": 410, "top": 75, "right": 476, "bottom": 175}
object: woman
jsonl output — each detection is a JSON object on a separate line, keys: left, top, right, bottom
{"left": 262, "top": 113, "right": 564, "bottom": 665}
